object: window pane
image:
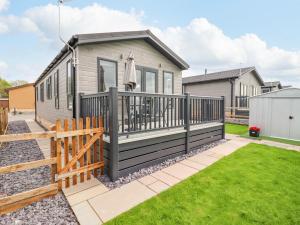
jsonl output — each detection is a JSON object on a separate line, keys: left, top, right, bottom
{"left": 145, "top": 71, "right": 156, "bottom": 93}
{"left": 134, "top": 69, "right": 142, "bottom": 92}
{"left": 68, "top": 95, "right": 73, "bottom": 109}
{"left": 40, "top": 83, "right": 44, "bottom": 102}
{"left": 164, "top": 72, "right": 173, "bottom": 94}
{"left": 67, "top": 61, "right": 72, "bottom": 94}
{"left": 99, "top": 60, "right": 116, "bottom": 92}
{"left": 54, "top": 73, "right": 57, "bottom": 96}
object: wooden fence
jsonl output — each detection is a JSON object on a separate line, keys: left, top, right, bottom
{"left": 0, "top": 116, "right": 104, "bottom": 215}
{"left": 0, "top": 107, "right": 8, "bottom": 135}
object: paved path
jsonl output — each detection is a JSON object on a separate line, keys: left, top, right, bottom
{"left": 226, "top": 134, "right": 300, "bottom": 152}
{"left": 62, "top": 138, "right": 252, "bottom": 225}
{"left": 8, "top": 112, "right": 52, "bottom": 158}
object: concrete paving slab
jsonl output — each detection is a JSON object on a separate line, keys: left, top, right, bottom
{"left": 188, "top": 154, "right": 218, "bottom": 166}
{"left": 72, "top": 201, "right": 102, "bottom": 225}
{"left": 162, "top": 163, "right": 198, "bottom": 180}
{"left": 151, "top": 171, "right": 180, "bottom": 186}
{"left": 147, "top": 180, "right": 169, "bottom": 193}
{"left": 138, "top": 175, "right": 157, "bottom": 185}
{"left": 89, "top": 181, "right": 156, "bottom": 222}
{"left": 180, "top": 159, "right": 207, "bottom": 170}
{"left": 63, "top": 177, "right": 102, "bottom": 197}
{"left": 202, "top": 150, "right": 225, "bottom": 159}
{"left": 67, "top": 184, "right": 109, "bottom": 206}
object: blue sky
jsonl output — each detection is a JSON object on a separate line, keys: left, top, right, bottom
{"left": 0, "top": 0, "right": 300, "bottom": 87}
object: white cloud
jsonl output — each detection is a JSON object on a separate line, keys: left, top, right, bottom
{"left": 0, "top": 21, "right": 8, "bottom": 33}
{"left": 0, "top": 15, "right": 40, "bottom": 34}
{"left": 1, "top": 3, "right": 300, "bottom": 87}
{"left": 24, "top": 3, "right": 146, "bottom": 45}
{"left": 0, "top": 0, "right": 9, "bottom": 12}
{"left": 157, "top": 18, "right": 300, "bottom": 87}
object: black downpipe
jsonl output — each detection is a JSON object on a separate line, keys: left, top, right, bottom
{"left": 229, "top": 79, "right": 234, "bottom": 117}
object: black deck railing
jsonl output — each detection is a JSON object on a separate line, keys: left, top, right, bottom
{"left": 80, "top": 92, "right": 110, "bottom": 132}
{"left": 189, "top": 96, "right": 224, "bottom": 125}
{"left": 80, "top": 88, "right": 225, "bottom": 136}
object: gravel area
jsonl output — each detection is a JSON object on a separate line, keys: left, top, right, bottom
{"left": 0, "top": 121, "right": 78, "bottom": 225}
{"left": 97, "top": 139, "right": 226, "bottom": 189}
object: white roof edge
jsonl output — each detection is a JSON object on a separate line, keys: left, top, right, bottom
{"left": 250, "top": 87, "right": 300, "bottom": 98}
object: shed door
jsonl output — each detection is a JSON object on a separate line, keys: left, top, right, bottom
{"left": 269, "top": 99, "right": 290, "bottom": 139}
{"left": 289, "top": 99, "right": 300, "bottom": 140}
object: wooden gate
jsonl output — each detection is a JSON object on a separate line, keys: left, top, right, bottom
{"left": 0, "top": 116, "right": 104, "bottom": 215}
{"left": 54, "top": 116, "right": 104, "bottom": 189}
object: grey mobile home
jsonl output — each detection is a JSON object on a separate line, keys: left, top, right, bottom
{"left": 183, "top": 67, "right": 264, "bottom": 117}
{"left": 35, "top": 30, "right": 225, "bottom": 180}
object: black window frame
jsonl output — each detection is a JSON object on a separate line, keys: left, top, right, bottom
{"left": 54, "top": 70, "right": 59, "bottom": 109}
{"left": 40, "top": 82, "right": 44, "bottom": 102}
{"left": 46, "top": 76, "right": 52, "bottom": 100}
{"left": 163, "top": 71, "right": 174, "bottom": 94}
{"left": 97, "top": 57, "right": 118, "bottom": 92}
{"left": 132, "top": 65, "right": 158, "bottom": 93}
{"left": 66, "top": 60, "right": 73, "bottom": 110}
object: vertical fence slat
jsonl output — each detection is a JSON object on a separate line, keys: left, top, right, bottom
{"left": 71, "top": 118, "right": 77, "bottom": 185}
{"left": 92, "top": 116, "right": 98, "bottom": 177}
{"left": 99, "top": 116, "right": 104, "bottom": 175}
{"left": 78, "top": 118, "right": 84, "bottom": 183}
{"left": 63, "top": 119, "right": 70, "bottom": 188}
{"left": 56, "top": 120, "right": 62, "bottom": 190}
{"left": 86, "top": 117, "right": 91, "bottom": 180}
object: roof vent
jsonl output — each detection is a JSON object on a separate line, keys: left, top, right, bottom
{"left": 205, "top": 68, "right": 207, "bottom": 75}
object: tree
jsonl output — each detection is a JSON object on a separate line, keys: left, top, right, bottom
{"left": 0, "top": 77, "right": 11, "bottom": 98}
{"left": 10, "top": 80, "right": 28, "bottom": 87}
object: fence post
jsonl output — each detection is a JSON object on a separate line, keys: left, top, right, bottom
{"left": 79, "top": 92, "right": 84, "bottom": 119}
{"left": 50, "top": 126, "right": 56, "bottom": 184}
{"left": 109, "top": 87, "right": 119, "bottom": 181}
{"left": 184, "top": 93, "right": 191, "bottom": 153}
{"left": 221, "top": 96, "right": 225, "bottom": 139}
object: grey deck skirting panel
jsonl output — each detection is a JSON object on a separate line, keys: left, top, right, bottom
{"left": 117, "top": 125, "right": 223, "bottom": 178}
{"left": 100, "top": 124, "right": 223, "bottom": 178}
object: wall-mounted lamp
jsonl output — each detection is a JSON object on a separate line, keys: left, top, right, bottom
{"left": 120, "top": 54, "right": 123, "bottom": 60}
{"left": 159, "top": 63, "right": 162, "bottom": 68}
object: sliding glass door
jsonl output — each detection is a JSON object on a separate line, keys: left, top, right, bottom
{"left": 134, "top": 66, "right": 158, "bottom": 93}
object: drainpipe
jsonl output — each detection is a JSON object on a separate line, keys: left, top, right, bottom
{"left": 229, "top": 79, "right": 234, "bottom": 117}
{"left": 72, "top": 65, "right": 76, "bottom": 119}
{"left": 58, "top": 0, "right": 78, "bottom": 119}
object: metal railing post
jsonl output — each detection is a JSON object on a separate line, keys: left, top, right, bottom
{"left": 221, "top": 96, "right": 225, "bottom": 139}
{"left": 184, "top": 93, "right": 191, "bottom": 153}
{"left": 109, "top": 87, "right": 119, "bottom": 181}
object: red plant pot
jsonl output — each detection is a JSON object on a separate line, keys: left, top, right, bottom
{"left": 249, "top": 126, "right": 260, "bottom": 137}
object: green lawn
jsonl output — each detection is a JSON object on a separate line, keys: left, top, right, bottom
{"left": 225, "top": 123, "right": 248, "bottom": 135}
{"left": 106, "top": 143, "right": 300, "bottom": 225}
